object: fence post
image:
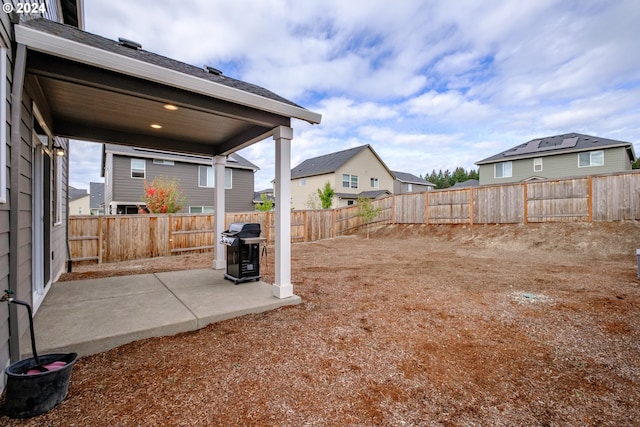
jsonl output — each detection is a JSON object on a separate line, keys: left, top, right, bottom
{"left": 167, "top": 214, "right": 173, "bottom": 255}
{"left": 587, "top": 175, "right": 593, "bottom": 222}
{"left": 523, "top": 182, "right": 528, "bottom": 224}
{"left": 98, "top": 215, "right": 103, "bottom": 264}
{"left": 468, "top": 188, "right": 474, "bottom": 226}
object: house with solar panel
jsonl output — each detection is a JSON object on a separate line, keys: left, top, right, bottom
{"left": 475, "top": 133, "right": 637, "bottom": 186}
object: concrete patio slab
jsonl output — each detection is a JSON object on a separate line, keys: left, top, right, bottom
{"left": 20, "top": 269, "right": 301, "bottom": 358}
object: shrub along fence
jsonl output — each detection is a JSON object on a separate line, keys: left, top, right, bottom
{"left": 69, "top": 170, "right": 640, "bottom": 263}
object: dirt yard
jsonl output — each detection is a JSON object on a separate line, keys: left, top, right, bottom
{"left": 2, "top": 222, "right": 639, "bottom": 426}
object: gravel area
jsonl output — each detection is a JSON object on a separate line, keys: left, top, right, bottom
{"left": 1, "top": 222, "right": 639, "bottom": 426}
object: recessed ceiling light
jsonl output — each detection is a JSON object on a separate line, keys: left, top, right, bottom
{"left": 163, "top": 104, "right": 178, "bottom": 111}
{"left": 150, "top": 124, "right": 163, "bottom": 129}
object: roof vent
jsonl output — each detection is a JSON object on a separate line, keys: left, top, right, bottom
{"left": 204, "top": 65, "right": 223, "bottom": 76}
{"left": 118, "top": 38, "right": 142, "bottom": 50}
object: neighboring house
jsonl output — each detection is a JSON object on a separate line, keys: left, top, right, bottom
{"left": 102, "top": 145, "right": 259, "bottom": 214}
{"left": 476, "top": 133, "right": 637, "bottom": 185}
{"left": 1, "top": 2, "right": 320, "bottom": 392}
{"left": 392, "top": 171, "right": 435, "bottom": 193}
{"left": 90, "top": 182, "right": 105, "bottom": 215}
{"left": 69, "top": 186, "right": 90, "bottom": 215}
{"left": 290, "top": 145, "right": 395, "bottom": 209}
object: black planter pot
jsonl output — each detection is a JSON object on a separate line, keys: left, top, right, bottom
{"left": 3, "top": 352, "right": 78, "bottom": 418}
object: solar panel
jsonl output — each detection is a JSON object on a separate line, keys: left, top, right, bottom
{"left": 504, "top": 136, "right": 579, "bottom": 157}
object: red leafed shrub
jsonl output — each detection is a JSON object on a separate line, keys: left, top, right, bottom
{"left": 141, "top": 176, "right": 187, "bottom": 213}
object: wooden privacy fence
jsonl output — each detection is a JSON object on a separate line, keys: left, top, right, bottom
{"left": 69, "top": 171, "right": 640, "bottom": 263}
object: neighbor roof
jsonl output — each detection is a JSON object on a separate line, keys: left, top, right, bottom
{"left": 103, "top": 144, "right": 259, "bottom": 171}
{"left": 476, "top": 133, "right": 636, "bottom": 165}
{"left": 335, "top": 190, "right": 391, "bottom": 200}
{"left": 291, "top": 145, "right": 393, "bottom": 179}
{"left": 90, "top": 182, "right": 104, "bottom": 209}
{"left": 391, "top": 171, "right": 435, "bottom": 186}
{"left": 68, "top": 186, "right": 88, "bottom": 201}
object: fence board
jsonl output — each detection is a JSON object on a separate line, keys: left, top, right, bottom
{"left": 428, "top": 189, "right": 471, "bottom": 224}
{"left": 474, "top": 185, "right": 524, "bottom": 224}
{"left": 527, "top": 178, "right": 589, "bottom": 222}
{"left": 592, "top": 172, "right": 640, "bottom": 220}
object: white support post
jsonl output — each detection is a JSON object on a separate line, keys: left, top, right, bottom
{"left": 273, "top": 126, "right": 294, "bottom": 298}
{"left": 212, "top": 155, "right": 226, "bottom": 270}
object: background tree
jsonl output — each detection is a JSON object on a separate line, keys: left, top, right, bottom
{"left": 425, "top": 167, "right": 479, "bottom": 189}
{"left": 633, "top": 158, "right": 640, "bottom": 169}
{"left": 141, "top": 176, "right": 187, "bottom": 213}
{"left": 356, "top": 196, "right": 382, "bottom": 239}
{"left": 254, "top": 193, "right": 274, "bottom": 211}
{"left": 317, "top": 182, "right": 335, "bottom": 209}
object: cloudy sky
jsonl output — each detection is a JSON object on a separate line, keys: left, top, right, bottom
{"left": 69, "top": 0, "right": 640, "bottom": 191}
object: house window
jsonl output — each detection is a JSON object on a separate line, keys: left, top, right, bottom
{"left": 131, "top": 158, "right": 146, "bottom": 178}
{"left": 578, "top": 150, "right": 604, "bottom": 167}
{"left": 153, "top": 159, "right": 174, "bottom": 166}
{"left": 78, "top": 207, "right": 83, "bottom": 215}
{"left": 494, "top": 161, "right": 512, "bottom": 178}
{"left": 347, "top": 200, "right": 354, "bottom": 206}
{"left": 0, "top": 44, "right": 6, "bottom": 203}
{"left": 533, "top": 158, "right": 543, "bottom": 172}
{"left": 199, "top": 166, "right": 232, "bottom": 188}
{"left": 342, "top": 174, "right": 350, "bottom": 188}
{"left": 299, "top": 179, "right": 306, "bottom": 186}
{"left": 407, "top": 183, "right": 413, "bottom": 192}
{"left": 370, "top": 178, "right": 379, "bottom": 188}
{"left": 351, "top": 175, "right": 358, "bottom": 188}
{"left": 189, "top": 206, "right": 214, "bottom": 214}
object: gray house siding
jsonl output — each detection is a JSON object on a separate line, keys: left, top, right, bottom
{"left": 1, "top": 6, "right": 71, "bottom": 384}
{"left": 479, "top": 147, "right": 632, "bottom": 185}
{"left": 107, "top": 153, "right": 256, "bottom": 213}
{"left": 393, "top": 181, "right": 430, "bottom": 193}
{"left": 0, "top": 10, "right": 12, "bottom": 376}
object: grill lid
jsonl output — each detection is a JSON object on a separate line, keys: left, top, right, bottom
{"left": 222, "top": 222, "right": 261, "bottom": 238}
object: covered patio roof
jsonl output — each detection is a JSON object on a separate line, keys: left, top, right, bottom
{"left": 16, "top": 18, "right": 321, "bottom": 155}
{"left": 13, "top": 17, "right": 321, "bottom": 299}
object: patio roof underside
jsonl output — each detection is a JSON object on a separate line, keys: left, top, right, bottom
{"left": 27, "top": 50, "right": 290, "bottom": 156}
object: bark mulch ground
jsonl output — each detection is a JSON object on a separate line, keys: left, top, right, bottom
{"left": 1, "top": 222, "right": 639, "bottom": 426}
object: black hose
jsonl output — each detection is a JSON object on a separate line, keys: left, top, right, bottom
{"left": 9, "top": 299, "right": 39, "bottom": 364}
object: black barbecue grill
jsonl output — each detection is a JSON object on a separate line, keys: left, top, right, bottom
{"left": 221, "top": 223, "right": 265, "bottom": 283}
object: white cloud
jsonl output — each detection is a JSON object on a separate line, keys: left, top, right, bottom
{"left": 71, "top": 0, "right": 640, "bottom": 193}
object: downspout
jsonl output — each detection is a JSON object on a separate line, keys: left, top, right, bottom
{"left": 8, "top": 42, "right": 27, "bottom": 362}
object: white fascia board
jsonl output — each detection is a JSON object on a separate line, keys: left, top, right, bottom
{"left": 15, "top": 25, "right": 322, "bottom": 124}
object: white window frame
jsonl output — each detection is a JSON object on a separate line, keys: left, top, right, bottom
{"left": 407, "top": 183, "right": 413, "bottom": 192}
{"left": 0, "top": 44, "right": 6, "bottom": 203}
{"left": 131, "top": 158, "right": 146, "bottom": 178}
{"left": 342, "top": 174, "right": 350, "bottom": 188}
{"left": 533, "top": 158, "right": 543, "bottom": 172}
{"left": 494, "top": 161, "right": 512, "bottom": 179}
{"left": 189, "top": 206, "right": 214, "bottom": 214}
{"left": 199, "top": 166, "right": 232, "bottom": 188}
{"left": 578, "top": 150, "right": 604, "bottom": 168}
{"left": 370, "top": 177, "right": 379, "bottom": 188}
